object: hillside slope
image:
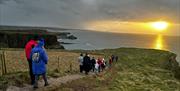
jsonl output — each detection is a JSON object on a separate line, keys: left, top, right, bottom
{"left": 56, "top": 48, "right": 180, "bottom": 91}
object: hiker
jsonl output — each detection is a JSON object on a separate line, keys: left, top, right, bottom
{"left": 83, "top": 53, "right": 91, "bottom": 75}
{"left": 97, "top": 57, "right": 102, "bottom": 72}
{"left": 30, "top": 38, "right": 49, "bottom": 88}
{"left": 25, "top": 36, "right": 39, "bottom": 85}
{"left": 115, "top": 55, "right": 118, "bottom": 62}
{"left": 78, "top": 53, "right": 84, "bottom": 73}
{"left": 109, "top": 57, "right": 112, "bottom": 67}
{"left": 94, "top": 61, "right": 99, "bottom": 74}
{"left": 101, "top": 58, "right": 106, "bottom": 71}
{"left": 111, "top": 55, "right": 115, "bottom": 62}
{"left": 91, "top": 57, "right": 96, "bottom": 72}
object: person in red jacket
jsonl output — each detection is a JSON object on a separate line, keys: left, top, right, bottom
{"left": 97, "top": 58, "right": 102, "bottom": 73}
{"left": 25, "top": 36, "right": 39, "bottom": 85}
{"left": 109, "top": 57, "right": 112, "bottom": 67}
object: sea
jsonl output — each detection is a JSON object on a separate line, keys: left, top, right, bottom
{"left": 59, "top": 30, "right": 180, "bottom": 63}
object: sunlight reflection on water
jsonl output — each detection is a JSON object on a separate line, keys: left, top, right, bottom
{"left": 154, "top": 35, "right": 164, "bottom": 50}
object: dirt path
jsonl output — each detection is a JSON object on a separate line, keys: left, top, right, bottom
{"left": 6, "top": 74, "right": 86, "bottom": 91}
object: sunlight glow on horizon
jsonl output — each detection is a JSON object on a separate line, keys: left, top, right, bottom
{"left": 84, "top": 20, "right": 177, "bottom": 35}
{"left": 149, "top": 21, "right": 169, "bottom": 31}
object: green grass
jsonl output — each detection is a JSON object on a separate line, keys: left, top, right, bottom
{"left": 0, "top": 71, "right": 29, "bottom": 90}
{"left": 56, "top": 48, "right": 180, "bottom": 91}
{"left": 1, "top": 48, "right": 180, "bottom": 91}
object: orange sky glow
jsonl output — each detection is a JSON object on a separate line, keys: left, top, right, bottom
{"left": 84, "top": 20, "right": 180, "bottom": 36}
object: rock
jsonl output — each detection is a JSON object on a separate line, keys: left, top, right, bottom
{"left": 164, "top": 54, "right": 180, "bottom": 79}
{"left": 47, "top": 45, "right": 65, "bottom": 49}
{"left": 57, "top": 34, "right": 77, "bottom": 40}
{"left": 67, "top": 35, "right": 77, "bottom": 40}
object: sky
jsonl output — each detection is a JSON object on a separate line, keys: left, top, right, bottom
{"left": 0, "top": 0, "right": 179, "bottom": 35}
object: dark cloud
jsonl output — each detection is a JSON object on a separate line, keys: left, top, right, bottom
{"left": 95, "top": 0, "right": 179, "bottom": 22}
{"left": 0, "top": 0, "right": 179, "bottom": 28}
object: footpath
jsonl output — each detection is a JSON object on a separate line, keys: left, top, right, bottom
{"left": 6, "top": 74, "right": 87, "bottom": 91}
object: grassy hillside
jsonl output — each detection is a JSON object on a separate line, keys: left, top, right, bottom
{"left": 0, "top": 48, "right": 179, "bottom": 91}
{"left": 0, "top": 48, "right": 101, "bottom": 90}
{"left": 56, "top": 48, "right": 180, "bottom": 91}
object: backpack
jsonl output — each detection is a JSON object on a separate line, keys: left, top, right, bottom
{"left": 32, "top": 52, "right": 40, "bottom": 63}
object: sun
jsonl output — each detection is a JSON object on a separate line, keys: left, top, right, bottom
{"left": 150, "top": 21, "right": 169, "bottom": 31}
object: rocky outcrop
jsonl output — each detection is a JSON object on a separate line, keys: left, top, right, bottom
{"left": 57, "top": 33, "right": 77, "bottom": 40}
{"left": 67, "top": 35, "right": 77, "bottom": 40}
{"left": 0, "top": 30, "right": 64, "bottom": 49}
{"left": 164, "top": 54, "right": 180, "bottom": 80}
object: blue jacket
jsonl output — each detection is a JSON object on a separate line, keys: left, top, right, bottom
{"left": 30, "top": 40, "right": 48, "bottom": 75}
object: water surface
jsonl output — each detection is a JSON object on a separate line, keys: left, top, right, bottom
{"left": 60, "top": 30, "right": 180, "bottom": 63}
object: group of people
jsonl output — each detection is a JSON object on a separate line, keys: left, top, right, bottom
{"left": 110, "top": 55, "right": 119, "bottom": 63}
{"left": 24, "top": 36, "right": 119, "bottom": 89}
{"left": 78, "top": 53, "right": 119, "bottom": 75}
{"left": 25, "top": 36, "right": 49, "bottom": 89}
{"left": 78, "top": 53, "right": 93, "bottom": 75}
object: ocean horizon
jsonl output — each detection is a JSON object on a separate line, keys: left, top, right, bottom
{"left": 59, "top": 30, "right": 180, "bottom": 63}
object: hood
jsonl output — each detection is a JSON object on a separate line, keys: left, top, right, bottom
{"left": 37, "top": 38, "right": 45, "bottom": 47}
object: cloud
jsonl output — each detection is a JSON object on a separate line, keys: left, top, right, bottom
{"left": 0, "top": 0, "right": 179, "bottom": 28}
{"left": 0, "top": 0, "right": 86, "bottom": 28}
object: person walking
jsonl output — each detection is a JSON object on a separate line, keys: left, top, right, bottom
{"left": 91, "top": 57, "right": 96, "bottom": 72}
{"left": 83, "top": 53, "right": 91, "bottom": 75}
{"left": 94, "top": 61, "right": 99, "bottom": 74}
{"left": 111, "top": 55, "right": 115, "bottom": 62}
{"left": 109, "top": 57, "right": 112, "bottom": 67}
{"left": 78, "top": 53, "right": 84, "bottom": 73}
{"left": 25, "top": 36, "right": 39, "bottom": 85}
{"left": 97, "top": 58, "right": 102, "bottom": 73}
{"left": 30, "top": 38, "right": 49, "bottom": 88}
{"left": 115, "top": 56, "right": 118, "bottom": 62}
{"left": 101, "top": 58, "right": 106, "bottom": 71}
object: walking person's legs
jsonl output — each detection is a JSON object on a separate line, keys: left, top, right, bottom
{"left": 85, "top": 68, "right": 88, "bottom": 75}
{"left": 95, "top": 68, "right": 98, "bottom": 74}
{"left": 80, "top": 65, "right": 83, "bottom": 73}
{"left": 34, "top": 75, "right": 39, "bottom": 88}
{"left": 28, "top": 60, "right": 35, "bottom": 85}
{"left": 92, "top": 65, "right": 95, "bottom": 72}
{"left": 42, "top": 73, "right": 49, "bottom": 86}
{"left": 84, "top": 65, "right": 88, "bottom": 75}
{"left": 101, "top": 65, "right": 104, "bottom": 71}
{"left": 98, "top": 65, "right": 101, "bottom": 73}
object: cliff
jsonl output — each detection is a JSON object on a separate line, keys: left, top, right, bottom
{"left": 164, "top": 54, "right": 180, "bottom": 79}
{"left": 0, "top": 30, "right": 64, "bottom": 49}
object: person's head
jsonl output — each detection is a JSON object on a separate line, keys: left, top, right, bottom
{"left": 85, "top": 53, "right": 88, "bottom": 56}
{"left": 37, "top": 38, "right": 45, "bottom": 48}
{"left": 39, "top": 37, "right": 45, "bottom": 42}
{"left": 32, "top": 35, "right": 40, "bottom": 41}
{"left": 80, "top": 53, "right": 83, "bottom": 56}
{"left": 102, "top": 58, "right": 105, "bottom": 61}
{"left": 98, "top": 57, "right": 100, "bottom": 60}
